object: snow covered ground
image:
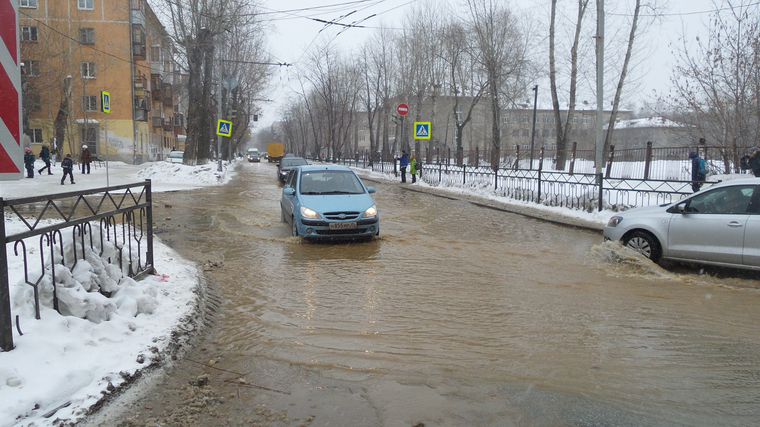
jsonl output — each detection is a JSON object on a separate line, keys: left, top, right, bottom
{"left": 0, "top": 159, "right": 234, "bottom": 427}
{"left": 0, "top": 157, "right": 750, "bottom": 427}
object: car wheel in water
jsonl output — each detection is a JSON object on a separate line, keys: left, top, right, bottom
{"left": 623, "top": 231, "right": 661, "bottom": 262}
{"left": 291, "top": 216, "right": 298, "bottom": 237}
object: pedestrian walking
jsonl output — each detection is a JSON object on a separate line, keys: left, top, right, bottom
{"left": 37, "top": 144, "right": 53, "bottom": 175}
{"left": 409, "top": 154, "right": 418, "bottom": 184}
{"left": 689, "top": 151, "right": 707, "bottom": 192}
{"left": 396, "top": 150, "right": 409, "bottom": 183}
{"left": 748, "top": 147, "right": 760, "bottom": 177}
{"left": 61, "top": 154, "right": 75, "bottom": 185}
{"left": 23, "top": 147, "right": 35, "bottom": 178}
{"left": 80, "top": 145, "right": 92, "bottom": 174}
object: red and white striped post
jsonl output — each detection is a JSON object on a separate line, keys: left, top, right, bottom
{"left": 0, "top": 0, "right": 22, "bottom": 180}
{"left": 1, "top": 0, "right": 21, "bottom": 352}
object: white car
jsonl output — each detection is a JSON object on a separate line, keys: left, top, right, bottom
{"left": 166, "top": 151, "right": 184, "bottom": 164}
{"left": 603, "top": 178, "right": 760, "bottom": 271}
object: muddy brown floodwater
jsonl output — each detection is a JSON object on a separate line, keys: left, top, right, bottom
{"left": 85, "top": 162, "right": 760, "bottom": 427}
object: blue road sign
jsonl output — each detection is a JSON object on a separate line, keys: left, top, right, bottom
{"left": 217, "top": 119, "right": 232, "bottom": 137}
{"left": 414, "top": 122, "right": 431, "bottom": 139}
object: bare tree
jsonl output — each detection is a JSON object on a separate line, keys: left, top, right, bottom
{"left": 467, "top": 0, "right": 530, "bottom": 171}
{"left": 662, "top": 0, "right": 760, "bottom": 170}
{"left": 549, "top": 0, "right": 589, "bottom": 169}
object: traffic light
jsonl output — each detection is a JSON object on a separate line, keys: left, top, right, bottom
{"left": 226, "top": 108, "right": 237, "bottom": 121}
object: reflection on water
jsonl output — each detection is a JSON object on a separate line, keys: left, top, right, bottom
{"left": 150, "top": 163, "right": 760, "bottom": 426}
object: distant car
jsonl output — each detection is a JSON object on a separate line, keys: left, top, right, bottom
{"left": 166, "top": 151, "right": 184, "bottom": 164}
{"left": 277, "top": 157, "right": 308, "bottom": 183}
{"left": 247, "top": 150, "right": 260, "bottom": 162}
{"left": 280, "top": 165, "right": 379, "bottom": 240}
{"left": 603, "top": 178, "right": 760, "bottom": 271}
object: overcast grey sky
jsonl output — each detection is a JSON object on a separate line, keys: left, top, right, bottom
{"left": 255, "top": 0, "right": 716, "bottom": 129}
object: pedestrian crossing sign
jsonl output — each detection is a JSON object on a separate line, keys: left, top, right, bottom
{"left": 100, "top": 91, "right": 110, "bottom": 113}
{"left": 414, "top": 122, "right": 431, "bottom": 139}
{"left": 217, "top": 119, "right": 232, "bottom": 137}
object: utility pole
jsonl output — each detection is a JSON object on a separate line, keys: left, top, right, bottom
{"left": 595, "top": 0, "right": 605, "bottom": 211}
{"left": 216, "top": 36, "right": 224, "bottom": 172}
{"left": 530, "top": 85, "right": 538, "bottom": 169}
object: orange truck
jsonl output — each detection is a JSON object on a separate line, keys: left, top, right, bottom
{"left": 267, "top": 142, "right": 284, "bottom": 163}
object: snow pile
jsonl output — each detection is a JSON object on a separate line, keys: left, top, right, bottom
{"left": 11, "top": 225, "right": 153, "bottom": 324}
{"left": 0, "top": 160, "right": 235, "bottom": 427}
{"left": 137, "top": 160, "right": 233, "bottom": 186}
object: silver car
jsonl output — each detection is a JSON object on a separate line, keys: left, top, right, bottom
{"left": 603, "top": 178, "right": 760, "bottom": 271}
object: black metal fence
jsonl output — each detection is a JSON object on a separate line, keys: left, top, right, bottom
{"left": 329, "top": 147, "right": 714, "bottom": 212}
{"left": 1, "top": 181, "right": 154, "bottom": 352}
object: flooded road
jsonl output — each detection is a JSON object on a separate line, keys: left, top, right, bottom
{"left": 99, "top": 162, "right": 760, "bottom": 427}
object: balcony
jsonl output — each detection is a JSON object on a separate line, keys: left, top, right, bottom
{"left": 134, "top": 109, "right": 147, "bottom": 122}
{"left": 134, "top": 74, "right": 147, "bottom": 94}
{"left": 152, "top": 116, "right": 163, "bottom": 128}
{"left": 132, "top": 24, "right": 146, "bottom": 59}
{"left": 132, "top": 43, "right": 146, "bottom": 59}
{"left": 162, "top": 83, "right": 173, "bottom": 108}
{"left": 150, "top": 74, "right": 163, "bottom": 101}
{"left": 163, "top": 119, "right": 173, "bottom": 131}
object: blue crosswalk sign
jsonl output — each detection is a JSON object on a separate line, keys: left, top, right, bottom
{"left": 414, "top": 122, "right": 431, "bottom": 139}
{"left": 217, "top": 119, "right": 232, "bottom": 137}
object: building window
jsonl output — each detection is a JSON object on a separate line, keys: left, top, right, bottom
{"left": 81, "top": 62, "right": 96, "bottom": 78}
{"left": 455, "top": 111, "right": 462, "bottom": 121}
{"left": 503, "top": 115, "right": 509, "bottom": 123}
{"left": 28, "top": 128, "right": 43, "bottom": 144}
{"left": 23, "top": 60, "right": 40, "bottom": 76}
{"left": 78, "top": 0, "right": 94, "bottom": 10}
{"left": 512, "top": 129, "right": 519, "bottom": 137}
{"left": 543, "top": 115, "right": 549, "bottom": 123}
{"left": 82, "top": 95, "right": 98, "bottom": 112}
{"left": 523, "top": 116, "right": 529, "bottom": 123}
{"left": 542, "top": 129, "right": 549, "bottom": 137}
{"left": 360, "top": 125, "right": 365, "bottom": 131}
{"left": 150, "top": 46, "right": 161, "bottom": 63}
{"left": 522, "top": 129, "right": 530, "bottom": 137}
{"left": 360, "top": 135, "right": 365, "bottom": 141}
{"left": 79, "top": 28, "right": 95, "bottom": 44}
{"left": 582, "top": 116, "right": 588, "bottom": 124}
{"left": 572, "top": 116, "right": 578, "bottom": 124}
{"left": 21, "top": 26, "right": 38, "bottom": 42}
{"left": 522, "top": 144, "right": 529, "bottom": 150}
{"left": 20, "top": 0, "right": 38, "bottom": 8}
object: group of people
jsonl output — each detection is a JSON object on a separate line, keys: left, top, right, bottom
{"left": 690, "top": 143, "right": 760, "bottom": 192}
{"left": 23, "top": 145, "right": 93, "bottom": 185}
{"left": 396, "top": 150, "right": 420, "bottom": 184}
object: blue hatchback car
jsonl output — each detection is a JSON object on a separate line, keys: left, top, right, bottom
{"left": 280, "top": 165, "right": 379, "bottom": 240}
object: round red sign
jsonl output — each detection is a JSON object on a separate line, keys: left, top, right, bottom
{"left": 397, "top": 103, "right": 409, "bottom": 116}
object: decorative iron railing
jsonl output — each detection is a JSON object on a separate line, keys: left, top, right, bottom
{"left": 0, "top": 181, "right": 154, "bottom": 352}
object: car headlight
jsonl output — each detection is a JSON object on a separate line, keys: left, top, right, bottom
{"left": 607, "top": 216, "right": 623, "bottom": 227}
{"left": 300, "top": 206, "right": 321, "bottom": 219}
{"left": 362, "top": 205, "right": 377, "bottom": 218}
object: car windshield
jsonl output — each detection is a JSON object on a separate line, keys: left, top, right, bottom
{"left": 299, "top": 170, "right": 365, "bottom": 195}
{"left": 168, "top": 152, "right": 183, "bottom": 159}
{"left": 281, "top": 158, "right": 308, "bottom": 167}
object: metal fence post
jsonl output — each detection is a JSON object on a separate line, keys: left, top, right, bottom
{"left": 643, "top": 141, "right": 653, "bottom": 180}
{"left": 537, "top": 147, "right": 544, "bottom": 204}
{"left": 145, "top": 180, "right": 154, "bottom": 270}
{"left": 1, "top": 198, "right": 14, "bottom": 352}
{"left": 569, "top": 142, "right": 577, "bottom": 175}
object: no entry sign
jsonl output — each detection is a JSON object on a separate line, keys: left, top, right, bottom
{"left": 396, "top": 103, "right": 409, "bottom": 116}
{"left": 0, "top": 0, "right": 22, "bottom": 180}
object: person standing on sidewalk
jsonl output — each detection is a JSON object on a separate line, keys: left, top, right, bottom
{"left": 38, "top": 144, "right": 53, "bottom": 175}
{"left": 23, "top": 147, "right": 35, "bottom": 178}
{"left": 396, "top": 150, "right": 409, "bottom": 183}
{"left": 80, "top": 145, "right": 92, "bottom": 174}
{"left": 409, "top": 154, "right": 418, "bottom": 183}
{"left": 689, "top": 151, "right": 706, "bottom": 192}
{"left": 61, "top": 154, "right": 75, "bottom": 185}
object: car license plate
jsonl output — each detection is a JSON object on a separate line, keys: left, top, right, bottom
{"left": 329, "top": 222, "right": 357, "bottom": 230}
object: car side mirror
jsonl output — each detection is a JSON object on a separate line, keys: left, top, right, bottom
{"left": 366, "top": 186, "right": 376, "bottom": 194}
{"left": 283, "top": 188, "right": 295, "bottom": 196}
{"left": 667, "top": 203, "right": 687, "bottom": 214}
